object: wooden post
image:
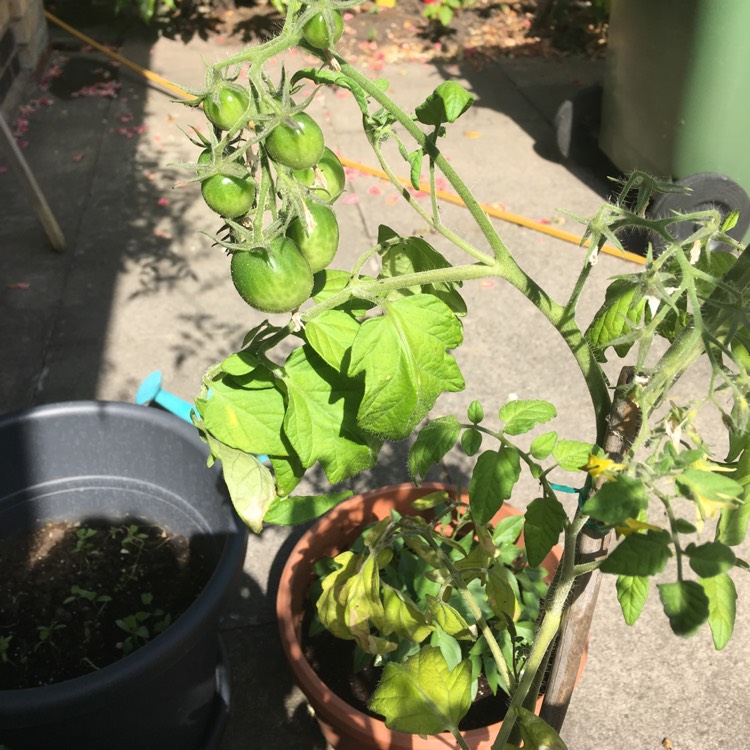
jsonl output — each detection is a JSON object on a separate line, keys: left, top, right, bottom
{"left": 539, "top": 366, "right": 639, "bottom": 731}
{"left": 0, "top": 113, "right": 65, "bottom": 252}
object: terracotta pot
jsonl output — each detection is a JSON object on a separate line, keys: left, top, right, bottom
{"left": 276, "top": 483, "right": 577, "bottom": 750}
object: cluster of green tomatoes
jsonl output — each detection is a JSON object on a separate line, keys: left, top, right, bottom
{"left": 193, "top": 8, "right": 346, "bottom": 314}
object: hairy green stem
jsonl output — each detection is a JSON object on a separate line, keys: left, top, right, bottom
{"left": 490, "top": 513, "right": 586, "bottom": 749}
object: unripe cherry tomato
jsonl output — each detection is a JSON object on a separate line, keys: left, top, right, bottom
{"left": 231, "top": 237, "right": 314, "bottom": 313}
{"left": 204, "top": 83, "right": 250, "bottom": 132}
{"left": 265, "top": 112, "right": 325, "bottom": 171}
{"left": 302, "top": 10, "right": 344, "bottom": 49}
{"left": 201, "top": 173, "right": 255, "bottom": 218}
{"left": 293, "top": 147, "right": 345, "bottom": 202}
{"left": 286, "top": 200, "right": 340, "bottom": 273}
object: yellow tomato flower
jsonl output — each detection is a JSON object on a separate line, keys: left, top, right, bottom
{"left": 583, "top": 454, "right": 626, "bottom": 482}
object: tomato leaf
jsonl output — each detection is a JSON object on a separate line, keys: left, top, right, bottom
{"left": 348, "top": 295, "right": 464, "bottom": 440}
{"left": 600, "top": 530, "right": 672, "bottom": 576}
{"left": 485, "top": 564, "right": 519, "bottom": 620}
{"left": 415, "top": 81, "right": 475, "bottom": 126}
{"left": 264, "top": 490, "right": 353, "bottom": 525}
{"left": 552, "top": 439, "right": 594, "bottom": 472}
{"left": 381, "top": 584, "right": 433, "bottom": 643}
{"left": 499, "top": 399, "right": 556, "bottom": 436}
{"left": 282, "top": 346, "right": 382, "bottom": 483}
{"left": 700, "top": 573, "right": 737, "bottom": 650}
{"left": 530, "top": 430, "right": 557, "bottom": 460}
{"left": 517, "top": 707, "right": 569, "bottom": 750}
{"left": 615, "top": 575, "right": 649, "bottom": 625}
{"left": 469, "top": 448, "right": 522, "bottom": 525}
{"left": 378, "top": 225, "right": 466, "bottom": 316}
{"left": 206, "top": 436, "right": 275, "bottom": 533}
{"left": 268, "top": 453, "right": 304, "bottom": 497}
{"left": 198, "top": 372, "right": 288, "bottom": 456}
{"left": 305, "top": 309, "right": 360, "bottom": 370}
{"left": 717, "top": 497, "right": 750, "bottom": 546}
{"left": 427, "top": 596, "right": 473, "bottom": 640}
{"left": 408, "top": 415, "right": 461, "bottom": 482}
{"left": 369, "top": 647, "right": 472, "bottom": 735}
{"left": 685, "top": 541, "right": 736, "bottom": 578}
{"left": 581, "top": 475, "right": 648, "bottom": 526}
{"left": 585, "top": 277, "right": 646, "bottom": 362}
{"left": 461, "top": 428, "right": 482, "bottom": 457}
{"left": 657, "top": 580, "right": 709, "bottom": 637}
{"left": 524, "top": 496, "right": 567, "bottom": 567}
{"left": 311, "top": 269, "right": 374, "bottom": 316}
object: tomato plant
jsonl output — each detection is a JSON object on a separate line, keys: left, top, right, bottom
{"left": 264, "top": 112, "right": 325, "bottom": 170}
{"left": 285, "top": 200, "right": 340, "bottom": 272}
{"left": 302, "top": 10, "right": 344, "bottom": 49}
{"left": 201, "top": 173, "right": 256, "bottom": 218}
{"left": 230, "top": 237, "right": 314, "bottom": 313}
{"left": 293, "top": 146, "right": 346, "bottom": 201}
{"left": 203, "top": 83, "right": 249, "bottom": 132}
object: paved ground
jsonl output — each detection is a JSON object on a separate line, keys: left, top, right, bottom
{"left": 1, "top": 17, "right": 748, "bottom": 750}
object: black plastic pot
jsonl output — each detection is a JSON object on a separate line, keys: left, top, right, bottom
{"left": 0, "top": 401, "right": 248, "bottom": 750}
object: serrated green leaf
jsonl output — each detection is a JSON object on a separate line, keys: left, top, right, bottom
{"left": 657, "top": 581, "right": 709, "bottom": 637}
{"left": 675, "top": 469, "right": 744, "bottom": 518}
{"left": 378, "top": 226, "right": 466, "bottom": 316}
{"left": 268, "top": 453, "right": 304, "bottom": 497}
{"left": 616, "top": 575, "right": 649, "bottom": 625}
{"left": 461, "top": 428, "right": 482, "bottom": 457}
{"left": 491, "top": 514, "right": 525, "bottom": 546}
{"left": 408, "top": 416, "right": 461, "bottom": 482}
{"left": 430, "top": 627, "right": 463, "bottom": 671}
{"left": 292, "top": 67, "right": 372, "bottom": 115}
{"left": 305, "top": 310, "right": 360, "bottom": 370}
{"left": 311, "top": 269, "right": 374, "bottom": 316}
{"left": 467, "top": 400, "right": 484, "bottom": 424}
{"left": 317, "top": 550, "right": 361, "bottom": 640}
{"left": 348, "top": 295, "right": 464, "bottom": 440}
{"left": 344, "top": 554, "right": 385, "bottom": 649}
{"left": 407, "top": 149, "right": 423, "bottom": 190}
{"left": 717, "top": 496, "right": 750, "bottom": 546}
{"left": 282, "top": 346, "right": 382, "bottom": 483}
{"left": 585, "top": 277, "right": 646, "bottom": 362}
{"left": 581, "top": 475, "right": 648, "bottom": 526}
{"left": 685, "top": 541, "right": 736, "bottom": 578}
{"left": 469, "top": 447, "right": 522, "bottom": 525}
{"left": 199, "top": 373, "right": 288, "bottom": 456}
{"left": 499, "top": 399, "right": 557, "bottom": 436}
{"left": 486, "top": 564, "right": 519, "bottom": 620}
{"left": 369, "top": 647, "right": 472, "bottom": 735}
{"left": 415, "top": 81, "right": 475, "bottom": 126}
{"left": 220, "top": 349, "right": 259, "bottom": 377}
{"left": 600, "top": 530, "right": 672, "bottom": 576}
{"left": 381, "top": 585, "right": 433, "bottom": 643}
{"left": 722, "top": 210, "right": 739, "bottom": 232}
{"left": 264, "top": 491, "right": 353, "bottom": 525}
{"left": 530, "top": 431, "right": 558, "bottom": 460}
{"left": 206, "top": 437, "right": 275, "bottom": 533}
{"left": 700, "top": 573, "right": 737, "bottom": 650}
{"left": 427, "top": 596, "right": 473, "bottom": 639}
{"left": 524, "top": 496, "right": 567, "bottom": 567}
{"left": 552, "top": 439, "right": 594, "bottom": 472}
{"left": 673, "top": 518, "right": 698, "bottom": 534}
{"left": 517, "top": 706, "right": 569, "bottom": 750}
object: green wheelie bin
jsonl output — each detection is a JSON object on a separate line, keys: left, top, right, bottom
{"left": 598, "top": 0, "right": 750, "bottom": 243}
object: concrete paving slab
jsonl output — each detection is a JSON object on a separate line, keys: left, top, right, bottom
{"left": 0, "top": 19, "right": 748, "bottom": 750}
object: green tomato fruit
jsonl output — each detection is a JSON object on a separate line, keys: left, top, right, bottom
{"left": 201, "top": 172, "right": 255, "bottom": 218}
{"left": 285, "top": 201, "right": 340, "bottom": 273}
{"left": 203, "top": 82, "right": 250, "bottom": 132}
{"left": 292, "top": 146, "right": 346, "bottom": 202}
{"left": 302, "top": 10, "right": 344, "bottom": 49}
{"left": 264, "top": 112, "right": 325, "bottom": 171}
{"left": 231, "top": 237, "right": 314, "bottom": 313}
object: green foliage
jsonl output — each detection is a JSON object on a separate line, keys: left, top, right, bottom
{"left": 179, "top": 8, "right": 750, "bottom": 745}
